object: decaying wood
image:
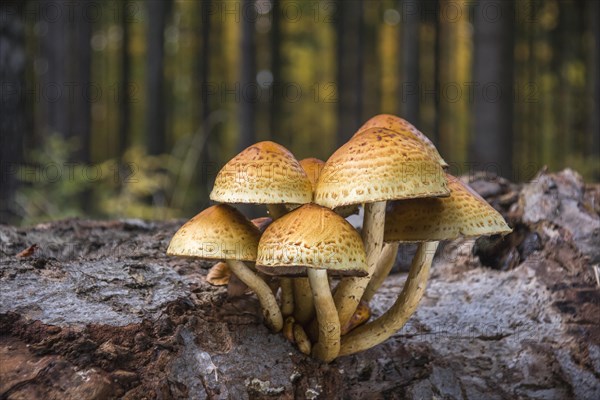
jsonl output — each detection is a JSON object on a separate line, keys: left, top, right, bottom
{"left": 1, "top": 169, "right": 599, "bottom": 399}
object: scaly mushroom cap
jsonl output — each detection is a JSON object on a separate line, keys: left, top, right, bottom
{"left": 167, "top": 204, "right": 261, "bottom": 261}
{"left": 354, "top": 114, "right": 448, "bottom": 167}
{"left": 314, "top": 128, "right": 449, "bottom": 209}
{"left": 210, "top": 141, "right": 312, "bottom": 205}
{"left": 256, "top": 203, "right": 368, "bottom": 277}
{"left": 384, "top": 175, "right": 512, "bottom": 242}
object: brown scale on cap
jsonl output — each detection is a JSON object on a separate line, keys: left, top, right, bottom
{"left": 384, "top": 174, "right": 512, "bottom": 242}
{"left": 210, "top": 141, "right": 312, "bottom": 205}
{"left": 167, "top": 204, "right": 261, "bottom": 262}
{"left": 354, "top": 114, "right": 448, "bottom": 167}
{"left": 314, "top": 128, "right": 449, "bottom": 209}
{"left": 256, "top": 203, "right": 367, "bottom": 277}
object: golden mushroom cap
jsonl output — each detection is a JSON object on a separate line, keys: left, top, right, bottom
{"left": 296, "top": 157, "right": 358, "bottom": 217}
{"left": 299, "top": 157, "right": 325, "bottom": 191}
{"left": 384, "top": 175, "right": 512, "bottom": 242}
{"left": 167, "top": 204, "right": 261, "bottom": 262}
{"left": 256, "top": 203, "right": 368, "bottom": 277}
{"left": 354, "top": 114, "right": 448, "bottom": 167}
{"left": 314, "top": 128, "right": 449, "bottom": 209}
{"left": 210, "top": 141, "right": 312, "bottom": 205}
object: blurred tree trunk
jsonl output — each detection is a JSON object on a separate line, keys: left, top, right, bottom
{"left": 119, "top": 0, "right": 131, "bottom": 159}
{"left": 193, "top": 0, "right": 212, "bottom": 200}
{"left": 71, "top": 0, "right": 92, "bottom": 164}
{"left": 432, "top": 0, "right": 441, "bottom": 147}
{"left": 238, "top": 0, "right": 256, "bottom": 151}
{"left": 361, "top": 6, "right": 379, "bottom": 121}
{"left": 586, "top": 0, "right": 599, "bottom": 167}
{"left": 43, "top": 0, "right": 69, "bottom": 138}
{"left": 145, "top": 0, "right": 172, "bottom": 155}
{"left": 526, "top": 0, "right": 539, "bottom": 173}
{"left": 336, "top": 0, "right": 363, "bottom": 145}
{"left": 470, "top": 0, "right": 515, "bottom": 179}
{"left": 0, "top": 1, "right": 26, "bottom": 224}
{"left": 269, "top": 0, "right": 281, "bottom": 142}
{"left": 400, "top": 0, "right": 420, "bottom": 126}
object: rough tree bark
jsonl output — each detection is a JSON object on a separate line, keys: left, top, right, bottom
{"left": 1, "top": 170, "right": 599, "bottom": 399}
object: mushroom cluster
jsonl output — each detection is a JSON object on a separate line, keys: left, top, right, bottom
{"left": 167, "top": 114, "right": 511, "bottom": 362}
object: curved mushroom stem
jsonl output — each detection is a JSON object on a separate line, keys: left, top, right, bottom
{"left": 283, "top": 316, "right": 295, "bottom": 342}
{"left": 338, "top": 241, "right": 438, "bottom": 356}
{"left": 340, "top": 300, "right": 371, "bottom": 335}
{"left": 308, "top": 268, "right": 340, "bottom": 362}
{"left": 361, "top": 242, "right": 400, "bottom": 303}
{"left": 293, "top": 278, "right": 315, "bottom": 324}
{"left": 293, "top": 323, "right": 312, "bottom": 355}
{"left": 226, "top": 259, "right": 284, "bottom": 332}
{"left": 333, "top": 201, "right": 386, "bottom": 328}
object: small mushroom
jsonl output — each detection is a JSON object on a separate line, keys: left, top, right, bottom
{"left": 293, "top": 158, "right": 356, "bottom": 324}
{"left": 206, "top": 217, "right": 273, "bottom": 290}
{"left": 167, "top": 204, "right": 283, "bottom": 332}
{"left": 206, "top": 261, "right": 230, "bottom": 286}
{"left": 210, "top": 141, "right": 313, "bottom": 320}
{"left": 339, "top": 175, "right": 511, "bottom": 356}
{"left": 257, "top": 204, "right": 368, "bottom": 362}
{"left": 314, "top": 127, "right": 449, "bottom": 328}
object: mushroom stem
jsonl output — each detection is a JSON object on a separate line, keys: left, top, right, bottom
{"left": 308, "top": 268, "right": 340, "bottom": 362}
{"left": 293, "top": 278, "right": 315, "bottom": 324}
{"left": 333, "top": 201, "right": 386, "bottom": 328}
{"left": 266, "top": 204, "right": 295, "bottom": 318}
{"left": 279, "top": 277, "right": 294, "bottom": 317}
{"left": 338, "top": 241, "right": 438, "bottom": 356}
{"left": 226, "top": 259, "right": 284, "bottom": 332}
{"left": 361, "top": 242, "right": 400, "bottom": 303}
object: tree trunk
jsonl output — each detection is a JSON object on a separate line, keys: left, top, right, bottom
{"left": 42, "top": 0, "right": 70, "bottom": 138}
{"left": 470, "top": 0, "right": 515, "bottom": 179}
{"left": 119, "top": 0, "right": 131, "bottom": 159}
{"left": 1, "top": 170, "right": 598, "bottom": 398}
{"left": 0, "top": 2, "right": 26, "bottom": 224}
{"left": 70, "top": 0, "right": 92, "bottom": 163}
{"left": 145, "top": 0, "right": 172, "bottom": 155}
{"left": 400, "top": 0, "right": 420, "bottom": 125}
{"left": 336, "top": 0, "right": 363, "bottom": 145}
{"left": 586, "top": 0, "right": 599, "bottom": 173}
{"left": 269, "top": 0, "right": 282, "bottom": 143}
{"left": 238, "top": 0, "right": 256, "bottom": 151}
